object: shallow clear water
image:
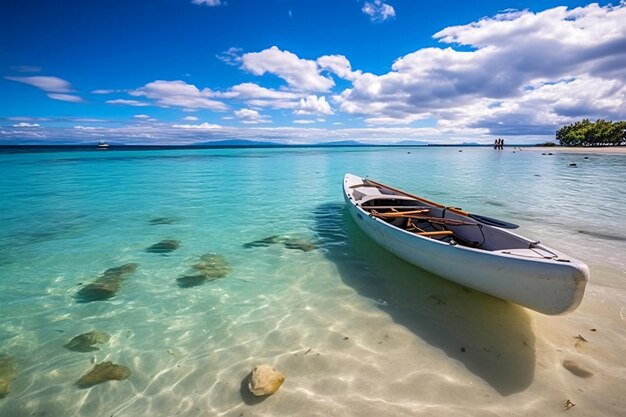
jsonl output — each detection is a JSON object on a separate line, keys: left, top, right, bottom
{"left": 1, "top": 147, "right": 625, "bottom": 416}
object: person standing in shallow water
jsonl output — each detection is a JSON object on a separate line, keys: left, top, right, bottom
{"left": 494, "top": 138, "right": 499, "bottom": 149}
{"left": 500, "top": 138, "right": 505, "bottom": 149}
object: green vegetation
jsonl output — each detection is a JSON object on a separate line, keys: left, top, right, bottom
{"left": 556, "top": 119, "right": 626, "bottom": 146}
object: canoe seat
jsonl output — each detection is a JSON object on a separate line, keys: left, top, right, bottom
{"left": 352, "top": 186, "right": 384, "bottom": 201}
{"left": 415, "top": 230, "right": 453, "bottom": 237}
{"left": 406, "top": 218, "right": 453, "bottom": 239}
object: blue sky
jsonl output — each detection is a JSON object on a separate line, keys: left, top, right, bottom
{"left": 1, "top": 0, "right": 624, "bottom": 145}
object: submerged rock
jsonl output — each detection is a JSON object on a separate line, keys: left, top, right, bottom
{"left": 0, "top": 354, "right": 17, "bottom": 399}
{"left": 65, "top": 331, "right": 111, "bottom": 352}
{"left": 102, "top": 264, "right": 138, "bottom": 276}
{"left": 563, "top": 360, "right": 593, "bottom": 378}
{"left": 149, "top": 217, "right": 175, "bottom": 225}
{"left": 176, "top": 274, "right": 208, "bottom": 288}
{"left": 76, "top": 283, "right": 118, "bottom": 302}
{"left": 75, "top": 263, "right": 138, "bottom": 303}
{"left": 243, "top": 235, "right": 282, "bottom": 248}
{"left": 248, "top": 364, "right": 284, "bottom": 396}
{"left": 283, "top": 238, "right": 316, "bottom": 252}
{"left": 146, "top": 239, "right": 181, "bottom": 253}
{"left": 193, "top": 253, "right": 231, "bottom": 278}
{"left": 178, "top": 253, "right": 231, "bottom": 288}
{"left": 76, "top": 361, "right": 130, "bottom": 388}
{"left": 244, "top": 235, "right": 317, "bottom": 252}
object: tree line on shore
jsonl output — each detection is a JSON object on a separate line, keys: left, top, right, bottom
{"left": 556, "top": 119, "right": 626, "bottom": 146}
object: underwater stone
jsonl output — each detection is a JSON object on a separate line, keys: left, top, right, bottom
{"left": 283, "top": 238, "right": 316, "bottom": 252}
{"left": 0, "top": 354, "right": 17, "bottom": 399}
{"left": 248, "top": 364, "right": 285, "bottom": 396}
{"left": 75, "top": 263, "right": 138, "bottom": 303}
{"left": 193, "top": 253, "right": 231, "bottom": 278}
{"left": 563, "top": 360, "right": 593, "bottom": 378}
{"left": 76, "top": 361, "right": 130, "bottom": 388}
{"left": 146, "top": 239, "right": 181, "bottom": 253}
{"left": 243, "top": 235, "right": 282, "bottom": 248}
{"left": 177, "top": 253, "right": 231, "bottom": 288}
{"left": 102, "top": 263, "right": 138, "bottom": 276}
{"left": 149, "top": 217, "right": 175, "bottom": 225}
{"left": 65, "top": 331, "right": 111, "bottom": 352}
{"left": 176, "top": 275, "right": 208, "bottom": 288}
{"left": 76, "top": 283, "right": 118, "bottom": 302}
{"left": 244, "top": 235, "right": 316, "bottom": 252}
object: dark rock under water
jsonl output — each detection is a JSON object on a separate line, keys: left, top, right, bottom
{"left": 578, "top": 230, "right": 626, "bottom": 242}
{"left": 146, "top": 239, "right": 181, "bottom": 253}
{"left": 75, "top": 263, "right": 138, "bottom": 303}
{"left": 0, "top": 354, "right": 17, "bottom": 399}
{"left": 243, "top": 235, "right": 282, "bottom": 248}
{"left": 243, "top": 235, "right": 317, "bottom": 252}
{"left": 193, "top": 253, "right": 231, "bottom": 277}
{"left": 177, "top": 274, "right": 209, "bottom": 288}
{"left": 283, "top": 238, "right": 316, "bottom": 252}
{"left": 64, "top": 331, "right": 111, "bottom": 352}
{"left": 76, "top": 361, "right": 130, "bottom": 388}
{"left": 149, "top": 217, "right": 176, "bottom": 225}
{"left": 177, "top": 253, "right": 231, "bottom": 288}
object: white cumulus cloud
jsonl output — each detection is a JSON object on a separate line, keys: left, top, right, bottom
{"left": 294, "top": 95, "right": 334, "bottom": 115}
{"left": 131, "top": 80, "right": 227, "bottom": 111}
{"left": 362, "top": 1, "right": 396, "bottom": 23}
{"left": 241, "top": 46, "right": 335, "bottom": 92}
{"left": 336, "top": 2, "right": 626, "bottom": 134}
{"left": 318, "top": 55, "right": 362, "bottom": 81}
{"left": 234, "top": 108, "right": 270, "bottom": 124}
{"left": 217, "top": 82, "right": 300, "bottom": 101}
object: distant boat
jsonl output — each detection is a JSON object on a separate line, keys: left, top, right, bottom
{"left": 97, "top": 141, "right": 109, "bottom": 149}
{"left": 343, "top": 173, "right": 588, "bottom": 315}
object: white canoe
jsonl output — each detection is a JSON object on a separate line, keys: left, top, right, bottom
{"left": 343, "top": 173, "right": 588, "bottom": 315}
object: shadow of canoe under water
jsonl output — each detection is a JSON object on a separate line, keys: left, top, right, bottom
{"left": 313, "top": 203, "right": 536, "bottom": 396}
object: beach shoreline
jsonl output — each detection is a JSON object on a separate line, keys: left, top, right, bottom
{"left": 522, "top": 146, "right": 626, "bottom": 155}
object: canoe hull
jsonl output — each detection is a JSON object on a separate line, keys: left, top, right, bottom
{"left": 343, "top": 174, "right": 588, "bottom": 315}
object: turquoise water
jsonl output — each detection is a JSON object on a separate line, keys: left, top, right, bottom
{"left": 1, "top": 147, "right": 625, "bottom": 416}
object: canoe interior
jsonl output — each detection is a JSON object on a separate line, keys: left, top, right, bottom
{"left": 350, "top": 182, "right": 564, "bottom": 260}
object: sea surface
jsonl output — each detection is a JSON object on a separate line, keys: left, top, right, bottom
{"left": 0, "top": 146, "right": 624, "bottom": 417}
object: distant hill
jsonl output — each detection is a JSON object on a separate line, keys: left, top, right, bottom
{"left": 320, "top": 140, "right": 367, "bottom": 146}
{"left": 391, "top": 140, "right": 430, "bottom": 146}
{"left": 195, "top": 139, "right": 280, "bottom": 146}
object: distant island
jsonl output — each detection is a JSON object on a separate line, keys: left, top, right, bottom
{"left": 556, "top": 119, "right": 626, "bottom": 147}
